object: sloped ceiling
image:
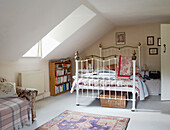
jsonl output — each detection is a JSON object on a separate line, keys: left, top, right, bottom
{"left": 0, "top": 0, "right": 170, "bottom": 61}
{"left": 44, "top": 12, "right": 113, "bottom": 60}
{"left": 87, "top": 0, "right": 170, "bottom": 26}
{"left": 0, "top": 0, "right": 82, "bottom": 61}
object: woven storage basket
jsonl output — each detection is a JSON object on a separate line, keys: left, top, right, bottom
{"left": 100, "top": 91, "right": 127, "bottom": 108}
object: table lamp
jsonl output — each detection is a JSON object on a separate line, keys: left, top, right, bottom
{"left": 141, "top": 64, "right": 149, "bottom": 79}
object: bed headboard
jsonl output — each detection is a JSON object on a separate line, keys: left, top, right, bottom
{"left": 76, "top": 43, "right": 141, "bottom": 72}
{"left": 99, "top": 43, "right": 141, "bottom": 69}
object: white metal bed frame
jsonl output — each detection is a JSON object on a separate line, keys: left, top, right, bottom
{"left": 72, "top": 43, "right": 141, "bottom": 111}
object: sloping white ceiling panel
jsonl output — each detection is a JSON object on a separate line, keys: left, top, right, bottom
{"left": 0, "top": 0, "right": 81, "bottom": 61}
{"left": 44, "top": 14, "right": 114, "bottom": 60}
{"left": 87, "top": 0, "right": 170, "bottom": 26}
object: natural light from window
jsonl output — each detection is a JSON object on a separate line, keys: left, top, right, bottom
{"left": 23, "top": 5, "right": 96, "bottom": 58}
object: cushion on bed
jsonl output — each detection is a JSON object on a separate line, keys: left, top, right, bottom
{"left": 0, "top": 77, "right": 7, "bottom": 82}
{"left": 106, "top": 64, "right": 116, "bottom": 70}
{"left": 0, "top": 82, "right": 18, "bottom": 98}
{"left": 118, "top": 55, "right": 132, "bottom": 78}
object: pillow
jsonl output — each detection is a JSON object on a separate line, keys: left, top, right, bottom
{"left": 0, "top": 82, "right": 18, "bottom": 98}
{"left": 118, "top": 55, "right": 132, "bottom": 78}
{"left": 0, "top": 77, "right": 7, "bottom": 82}
{"left": 131, "top": 66, "right": 140, "bottom": 75}
{"left": 106, "top": 64, "right": 116, "bottom": 70}
{"left": 97, "top": 70, "right": 115, "bottom": 74}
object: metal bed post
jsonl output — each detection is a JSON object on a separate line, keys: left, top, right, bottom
{"left": 132, "top": 50, "right": 136, "bottom": 112}
{"left": 75, "top": 51, "right": 80, "bottom": 106}
{"left": 114, "top": 56, "right": 117, "bottom": 99}
{"left": 99, "top": 44, "right": 102, "bottom": 68}
{"left": 138, "top": 42, "right": 141, "bottom": 70}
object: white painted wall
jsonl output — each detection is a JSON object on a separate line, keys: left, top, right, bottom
{"left": 0, "top": 58, "right": 50, "bottom": 98}
{"left": 81, "top": 24, "right": 161, "bottom": 71}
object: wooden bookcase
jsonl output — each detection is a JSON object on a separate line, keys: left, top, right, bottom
{"left": 49, "top": 58, "right": 72, "bottom": 96}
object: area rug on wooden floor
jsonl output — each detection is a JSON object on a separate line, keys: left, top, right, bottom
{"left": 36, "top": 110, "right": 130, "bottom": 130}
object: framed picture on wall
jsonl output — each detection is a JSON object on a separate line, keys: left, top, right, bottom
{"left": 116, "top": 32, "right": 126, "bottom": 45}
{"left": 157, "top": 37, "right": 161, "bottom": 46}
{"left": 149, "top": 48, "right": 158, "bottom": 55}
{"left": 147, "top": 36, "right": 154, "bottom": 45}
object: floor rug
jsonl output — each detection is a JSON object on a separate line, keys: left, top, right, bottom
{"left": 36, "top": 110, "right": 130, "bottom": 130}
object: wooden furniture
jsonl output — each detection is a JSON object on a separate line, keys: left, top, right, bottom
{"left": 49, "top": 58, "right": 72, "bottom": 96}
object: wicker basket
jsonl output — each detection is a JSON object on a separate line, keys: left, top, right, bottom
{"left": 100, "top": 91, "right": 127, "bottom": 108}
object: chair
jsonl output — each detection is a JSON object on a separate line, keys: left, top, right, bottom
{"left": 0, "top": 77, "right": 38, "bottom": 129}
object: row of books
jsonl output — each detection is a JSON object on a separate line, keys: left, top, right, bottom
{"left": 54, "top": 58, "right": 71, "bottom": 62}
{"left": 55, "top": 64, "right": 71, "bottom": 69}
{"left": 55, "top": 82, "right": 71, "bottom": 94}
{"left": 55, "top": 75, "right": 71, "bottom": 84}
{"left": 55, "top": 69, "right": 71, "bottom": 76}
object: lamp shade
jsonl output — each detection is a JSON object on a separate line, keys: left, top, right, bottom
{"left": 141, "top": 64, "right": 148, "bottom": 71}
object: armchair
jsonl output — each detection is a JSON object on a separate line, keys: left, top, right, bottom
{"left": 0, "top": 77, "right": 38, "bottom": 129}
{"left": 16, "top": 87, "right": 38, "bottom": 120}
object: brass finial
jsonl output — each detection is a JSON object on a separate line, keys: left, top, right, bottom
{"left": 138, "top": 42, "right": 141, "bottom": 46}
{"left": 75, "top": 51, "right": 79, "bottom": 60}
{"left": 99, "top": 44, "right": 102, "bottom": 48}
{"left": 132, "top": 50, "right": 136, "bottom": 60}
{"left": 133, "top": 50, "right": 136, "bottom": 56}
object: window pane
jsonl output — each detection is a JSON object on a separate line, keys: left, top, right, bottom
{"left": 41, "top": 36, "right": 60, "bottom": 58}
{"left": 23, "top": 43, "right": 39, "bottom": 57}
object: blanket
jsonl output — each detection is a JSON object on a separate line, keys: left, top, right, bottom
{"left": 0, "top": 98, "right": 31, "bottom": 130}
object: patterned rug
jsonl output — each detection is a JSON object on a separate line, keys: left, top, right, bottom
{"left": 36, "top": 110, "right": 130, "bottom": 130}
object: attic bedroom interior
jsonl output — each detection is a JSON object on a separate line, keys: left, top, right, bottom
{"left": 0, "top": 0, "right": 170, "bottom": 130}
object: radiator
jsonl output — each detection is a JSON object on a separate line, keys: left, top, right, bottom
{"left": 18, "top": 71, "right": 44, "bottom": 94}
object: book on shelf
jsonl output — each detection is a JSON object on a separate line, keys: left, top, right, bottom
{"left": 55, "top": 86, "right": 59, "bottom": 94}
{"left": 55, "top": 82, "right": 71, "bottom": 94}
{"left": 55, "top": 75, "right": 71, "bottom": 85}
{"left": 62, "top": 64, "right": 67, "bottom": 69}
{"left": 56, "top": 70, "right": 64, "bottom": 76}
{"left": 60, "top": 85, "right": 63, "bottom": 92}
{"left": 55, "top": 63, "right": 71, "bottom": 69}
{"left": 56, "top": 64, "right": 63, "bottom": 69}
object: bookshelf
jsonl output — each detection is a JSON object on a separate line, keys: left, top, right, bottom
{"left": 49, "top": 58, "right": 72, "bottom": 96}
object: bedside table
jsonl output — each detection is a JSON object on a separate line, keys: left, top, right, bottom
{"left": 145, "top": 79, "right": 161, "bottom": 95}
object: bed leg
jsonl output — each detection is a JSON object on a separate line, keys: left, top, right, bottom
{"left": 131, "top": 95, "right": 136, "bottom": 112}
{"left": 131, "top": 109, "right": 135, "bottom": 112}
{"left": 76, "top": 87, "right": 79, "bottom": 106}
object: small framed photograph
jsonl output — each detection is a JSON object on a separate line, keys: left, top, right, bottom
{"left": 147, "top": 36, "right": 154, "bottom": 45}
{"left": 116, "top": 32, "right": 126, "bottom": 45}
{"left": 157, "top": 37, "right": 161, "bottom": 46}
{"left": 149, "top": 48, "right": 158, "bottom": 55}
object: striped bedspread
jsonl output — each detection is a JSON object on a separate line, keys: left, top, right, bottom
{"left": 0, "top": 98, "right": 31, "bottom": 130}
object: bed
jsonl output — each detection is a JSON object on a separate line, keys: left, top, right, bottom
{"left": 71, "top": 43, "right": 148, "bottom": 111}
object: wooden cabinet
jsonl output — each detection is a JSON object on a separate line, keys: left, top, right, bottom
{"left": 49, "top": 59, "right": 72, "bottom": 96}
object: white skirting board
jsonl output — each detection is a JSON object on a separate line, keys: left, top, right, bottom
{"left": 36, "top": 92, "right": 50, "bottom": 101}
{"left": 18, "top": 70, "right": 45, "bottom": 94}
